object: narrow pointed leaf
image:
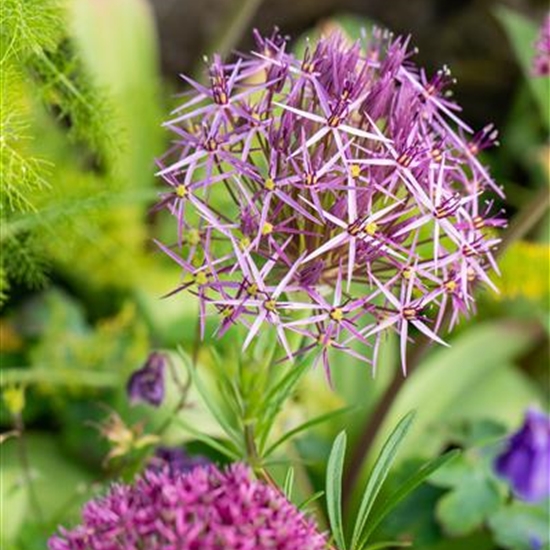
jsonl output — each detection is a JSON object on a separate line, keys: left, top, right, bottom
{"left": 283, "top": 467, "right": 295, "bottom": 500}
{"left": 326, "top": 431, "right": 347, "bottom": 550}
{"left": 298, "top": 490, "right": 325, "bottom": 511}
{"left": 264, "top": 406, "right": 355, "bottom": 457}
{"left": 358, "top": 450, "right": 461, "bottom": 547}
{"left": 350, "top": 411, "right": 416, "bottom": 549}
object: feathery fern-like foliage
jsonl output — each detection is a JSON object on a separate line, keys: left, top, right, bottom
{"left": 0, "top": 0, "right": 162, "bottom": 307}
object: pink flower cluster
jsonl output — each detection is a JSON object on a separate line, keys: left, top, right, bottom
{"left": 156, "top": 29, "right": 505, "bottom": 374}
{"left": 49, "top": 464, "right": 326, "bottom": 550}
{"left": 533, "top": 14, "right": 550, "bottom": 77}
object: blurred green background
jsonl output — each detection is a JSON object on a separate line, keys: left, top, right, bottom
{"left": 0, "top": 0, "right": 548, "bottom": 549}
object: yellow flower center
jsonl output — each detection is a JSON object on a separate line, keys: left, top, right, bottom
{"left": 444, "top": 280, "right": 457, "bottom": 292}
{"left": 329, "top": 308, "right": 344, "bottom": 322}
{"left": 247, "top": 283, "right": 258, "bottom": 296}
{"left": 365, "top": 222, "right": 378, "bottom": 236}
{"left": 350, "top": 164, "right": 361, "bottom": 178}
{"left": 262, "top": 222, "right": 274, "bottom": 235}
{"left": 194, "top": 271, "right": 209, "bottom": 286}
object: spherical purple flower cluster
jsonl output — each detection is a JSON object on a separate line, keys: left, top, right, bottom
{"left": 533, "top": 14, "right": 550, "bottom": 77}
{"left": 156, "top": 29, "right": 505, "bottom": 373}
{"left": 49, "top": 463, "right": 326, "bottom": 550}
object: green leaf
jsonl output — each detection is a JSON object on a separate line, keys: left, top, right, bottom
{"left": 70, "top": 0, "right": 162, "bottom": 186}
{"left": 436, "top": 474, "right": 502, "bottom": 536}
{"left": 495, "top": 7, "right": 549, "bottom": 128}
{"left": 1, "top": 433, "right": 93, "bottom": 534}
{"left": 257, "top": 359, "right": 310, "bottom": 451}
{"left": 370, "top": 322, "right": 539, "bottom": 468}
{"left": 1, "top": 367, "right": 119, "bottom": 388}
{"left": 0, "top": 463, "right": 27, "bottom": 544}
{"left": 326, "top": 431, "right": 347, "bottom": 550}
{"left": 175, "top": 417, "right": 240, "bottom": 461}
{"left": 180, "top": 350, "right": 242, "bottom": 447}
{"left": 488, "top": 501, "right": 550, "bottom": 550}
{"left": 363, "top": 542, "right": 412, "bottom": 550}
{"left": 283, "top": 467, "right": 294, "bottom": 500}
{"left": 264, "top": 406, "right": 355, "bottom": 457}
{"left": 358, "top": 450, "right": 460, "bottom": 547}
{"left": 351, "top": 411, "right": 415, "bottom": 550}
{"left": 298, "top": 490, "right": 325, "bottom": 511}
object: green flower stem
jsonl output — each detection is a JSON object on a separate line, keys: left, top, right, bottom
{"left": 157, "top": 353, "right": 192, "bottom": 437}
{"left": 341, "top": 184, "right": 550, "bottom": 509}
{"left": 192, "top": 0, "right": 264, "bottom": 80}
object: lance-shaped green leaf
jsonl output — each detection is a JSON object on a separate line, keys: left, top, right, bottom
{"left": 357, "top": 450, "right": 460, "bottom": 549}
{"left": 350, "top": 412, "right": 415, "bottom": 549}
{"left": 283, "top": 467, "right": 295, "bottom": 500}
{"left": 263, "top": 406, "right": 355, "bottom": 457}
{"left": 326, "top": 431, "right": 348, "bottom": 550}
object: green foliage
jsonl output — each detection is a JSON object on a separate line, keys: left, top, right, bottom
{"left": 432, "top": 452, "right": 504, "bottom": 536}
{"left": 1, "top": 234, "right": 49, "bottom": 291}
{"left": 363, "top": 321, "right": 541, "bottom": 474}
{"left": 489, "top": 502, "right": 550, "bottom": 550}
{"left": 326, "top": 431, "right": 347, "bottom": 549}
{"left": 1, "top": 0, "right": 64, "bottom": 57}
{"left": 323, "top": 413, "right": 454, "bottom": 550}
{"left": 495, "top": 7, "right": 549, "bottom": 129}
{"left": 351, "top": 412, "right": 416, "bottom": 550}
{"left": 497, "top": 241, "right": 550, "bottom": 304}
{"left": 1, "top": 432, "right": 94, "bottom": 548}
{"left": 359, "top": 451, "right": 460, "bottom": 546}
{"left": 0, "top": 0, "right": 162, "bottom": 303}
{"left": 427, "top": 422, "right": 550, "bottom": 550}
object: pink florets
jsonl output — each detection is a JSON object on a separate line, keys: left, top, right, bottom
{"left": 533, "top": 13, "right": 550, "bottom": 76}
{"left": 49, "top": 463, "right": 327, "bottom": 550}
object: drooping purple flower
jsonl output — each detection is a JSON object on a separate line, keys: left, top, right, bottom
{"left": 494, "top": 409, "right": 550, "bottom": 503}
{"left": 148, "top": 445, "right": 211, "bottom": 474}
{"left": 126, "top": 352, "right": 166, "bottom": 407}
{"left": 533, "top": 14, "right": 550, "bottom": 77}
{"left": 156, "top": 28, "right": 505, "bottom": 374}
{"left": 49, "top": 463, "right": 327, "bottom": 550}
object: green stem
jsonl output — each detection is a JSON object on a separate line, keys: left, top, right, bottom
{"left": 192, "top": 0, "right": 264, "bottom": 79}
{"left": 157, "top": 353, "right": 192, "bottom": 436}
{"left": 342, "top": 184, "right": 550, "bottom": 509}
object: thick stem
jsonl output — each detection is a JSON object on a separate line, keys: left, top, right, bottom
{"left": 342, "top": 185, "right": 550, "bottom": 507}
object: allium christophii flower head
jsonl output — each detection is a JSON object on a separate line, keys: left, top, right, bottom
{"left": 49, "top": 463, "right": 326, "bottom": 550}
{"left": 156, "top": 29, "right": 505, "bottom": 374}
{"left": 126, "top": 352, "right": 166, "bottom": 407}
{"left": 533, "top": 14, "right": 550, "bottom": 77}
{"left": 494, "top": 408, "right": 550, "bottom": 503}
